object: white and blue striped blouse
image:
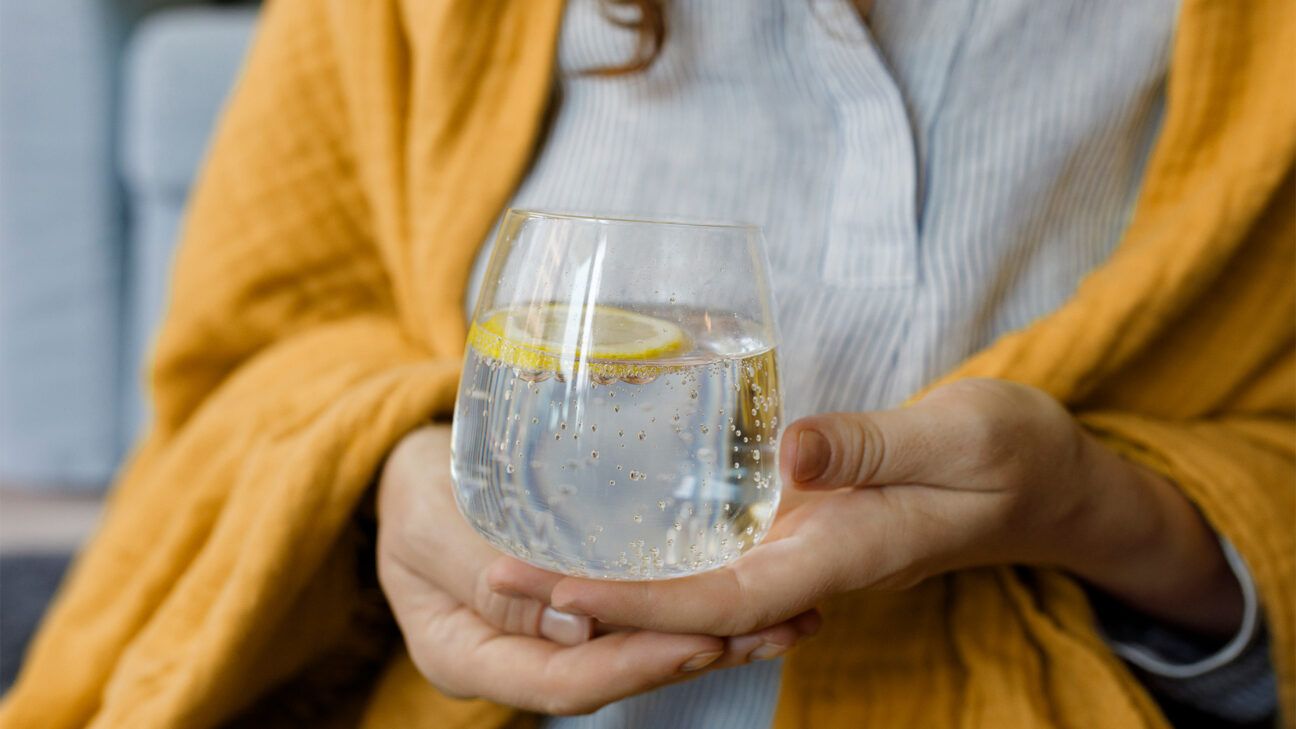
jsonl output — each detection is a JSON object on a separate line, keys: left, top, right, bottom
{"left": 466, "top": 0, "right": 1276, "bottom": 725}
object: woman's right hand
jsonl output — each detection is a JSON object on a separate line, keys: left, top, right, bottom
{"left": 376, "top": 424, "right": 817, "bottom": 715}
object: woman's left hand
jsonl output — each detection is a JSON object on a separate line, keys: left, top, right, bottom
{"left": 490, "top": 378, "right": 1243, "bottom": 652}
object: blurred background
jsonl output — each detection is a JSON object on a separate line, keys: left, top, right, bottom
{"left": 0, "top": 0, "right": 260, "bottom": 690}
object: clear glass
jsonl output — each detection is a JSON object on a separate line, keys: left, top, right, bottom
{"left": 451, "top": 209, "right": 783, "bottom": 580}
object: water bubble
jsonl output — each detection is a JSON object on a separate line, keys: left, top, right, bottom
{"left": 609, "top": 480, "right": 617, "bottom": 486}
{"left": 753, "top": 451, "right": 760, "bottom": 461}
{"left": 591, "top": 450, "right": 599, "bottom": 459}
{"left": 591, "top": 424, "right": 597, "bottom": 432}
{"left": 700, "top": 425, "right": 710, "bottom": 434}
{"left": 560, "top": 422, "right": 566, "bottom": 430}
{"left": 637, "top": 431, "right": 647, "bottom": 440}
{"left": 613, "top": 405, "right": 621, "bottom": 413}
{"left": 673, "top": 521, "right": 683, "bottom": 531}
{"left": 532, "top": 417, "right": 539, "bottom": 424}
{"left": 555, "top": 433, "right": 561, "bottom": 441}
{"left": 505, "top": 464, "right": 514, "bottom": 474}
{"left": 587, "top": 535, "right": 597, "bottom": 543}
{"left": 745, "top": 525, "right": 754, "bottom": 535}
{"left": 657, "top": 499, "right": 667, "bottom": 510}
{"left": 632, "top": 514, "right": 643, "bottom": 523}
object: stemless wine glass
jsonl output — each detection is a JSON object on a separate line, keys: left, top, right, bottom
{"left": 451, "top": 209, "right": 782, "bottom": 580}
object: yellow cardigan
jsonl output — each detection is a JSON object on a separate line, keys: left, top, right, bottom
{"left": 3, "top": 1, "right": 1292, "bottom": 727}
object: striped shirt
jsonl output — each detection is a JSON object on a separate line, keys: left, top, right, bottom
{"left": 465, "top": 0, "right": 1276, "bottom": 725}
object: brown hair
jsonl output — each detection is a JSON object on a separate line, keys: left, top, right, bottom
{"left": 589, "top": 0, "right": 873, "bottom": 76}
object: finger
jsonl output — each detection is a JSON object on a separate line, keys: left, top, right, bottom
{"left": 486, "top": 555, "right": 565, "bottom": 603}
{"left": 779, "top": 409, "right": 943, "bottom": 490}
{"left": 544, "top": 533, "right": 838, "bottom": 636}
{"left": 407, "top": 590, "right": 725, "bottom": 715}
{"left": 711, "top": 608, "right": 821, "bottom": 670}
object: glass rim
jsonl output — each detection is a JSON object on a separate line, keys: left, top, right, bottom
{"left": 506, "top": 207, "right": 763, "bottom": 233}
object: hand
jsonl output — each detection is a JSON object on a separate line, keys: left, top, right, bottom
{"left": 490, "top": 379, "right": 1244, "bottom": 642}
{"left": 376, "top": 425, "right": 819, "bottom": 715}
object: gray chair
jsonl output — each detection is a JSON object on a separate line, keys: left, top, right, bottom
{"left": 0, "top": 0, "right": 258, "bottom": 490}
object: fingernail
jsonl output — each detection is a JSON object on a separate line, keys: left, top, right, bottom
{"left": 680, "top": 650, "right": 723, "bottom": 672}
{"left": 793, "top": 430, "right": 831, "bottom": 482}
{"left": 749, "top": 643, "right": 789, "bottom": 661}
{"left": 540, "top": 607, "right": 593, "bottom": 646}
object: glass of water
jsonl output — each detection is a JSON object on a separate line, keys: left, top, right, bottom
{"left": 451, "top": 209, "right": 782, "bottom": 580}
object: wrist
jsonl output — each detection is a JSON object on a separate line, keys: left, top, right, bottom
{"left": 1060, "top": 434, "right": 1243, "bottom": 637}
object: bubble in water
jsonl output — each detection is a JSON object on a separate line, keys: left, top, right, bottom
{"left": 673, "top": 521, "right": 682, "bottom": 531}
{"left": 532, "top": 417, "right": 539, "bottom": 424}
{"left": 700, "top": 424, "right": 710, "bottom": 434}
{"left": 637, "top": 431, "right": 647, "bottom": 440}
{"left": 505, "top": 464, "right": 514, "bottom": 474}
{"left": 591, "top": 450, "right": 599, "bottom": 459}
{"left": 632, "top": 514, "right": 642, "bottom": 523}
{"left": 753, "top": 451, "right": 761, "bottom": 461}
{"left": 657, "top": 499, "right": 667, "bottom": 510}
{"left": 609, "top": 480, "right": 617, "bottom": 486}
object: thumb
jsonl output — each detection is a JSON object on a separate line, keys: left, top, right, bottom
{"left": 779, "top": 410, "right": 934, "bottom": 490}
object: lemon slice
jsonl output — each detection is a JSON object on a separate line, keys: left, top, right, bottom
{"left": 468, "top": 304, "right": 690, "bottom": 377}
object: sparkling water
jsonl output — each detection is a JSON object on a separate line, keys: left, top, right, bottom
{"left": 451, "top": 316, "right": 782, "bottom": 579}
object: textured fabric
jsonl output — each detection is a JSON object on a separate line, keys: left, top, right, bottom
{"left": 0, "top": 1, "right": 1291, "bottom": 728}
